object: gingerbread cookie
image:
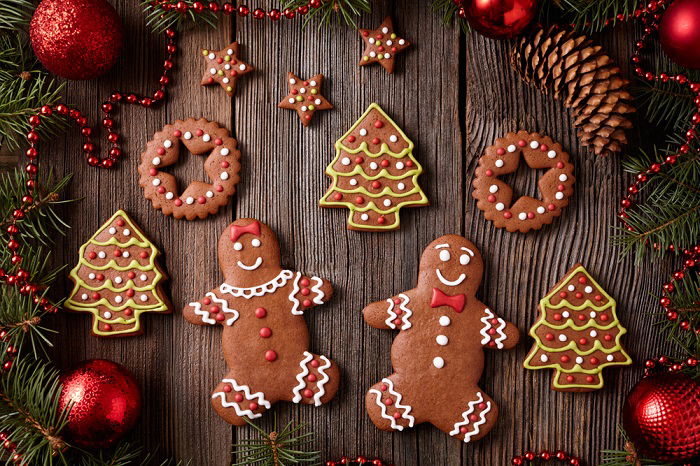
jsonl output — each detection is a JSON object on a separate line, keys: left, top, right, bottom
{"left": 183, "top": 219, "right": 340, "bottom": 425}
{"left": 319, "top": 103, "right": 428, "bottom": 231}
{"left": 472, "top": 131, "right": 575, "bottom": 233}
{"left": 65, "top": 210, "right": 172, "bottom": 337}
{"left": 278, "top": 72, "right": 333, "bottom": 126}
{"left": 200, "top": 42, "right": 254, "bottom": 97}
{"left": 358, "top": 17, "right": 410, "bottom": 74}
{"left": 523, "top": 264, "right": 631, "bottom": 392}
{"left": 362, "top": 235, "right": 519, "bottom": 442}
{"left": 138, "top": 118, "right": 241, "bottom": 221}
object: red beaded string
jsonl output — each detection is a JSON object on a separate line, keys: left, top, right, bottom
{"left": 325, "top": 457, "right": 386, "bottom": 466}
{"left": 511, "top": 450, "right": 582, "bottom": 465}
{"left": 658, "top": 244, "right": 700, "bottom": 333}
{"left": 0, "top": 431, "right": 23, "bottom": 465}
{"left": 644, "top": 355, "right": 699, "bottom": 376}
{"left": 150, "top": 0, "right": 324, "bottom": 21}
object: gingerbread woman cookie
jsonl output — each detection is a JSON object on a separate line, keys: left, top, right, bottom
{"left": 362, "top": 235, "right": 519, "bottom": 442}
{"left": 183, "top": 219, "right": 340, "bottom": 425}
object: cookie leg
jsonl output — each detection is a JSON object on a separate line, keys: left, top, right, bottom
{"left": 365, "top": 375, "right": 416, "bottom": 432}
{"left": 290, "top": 351, "right": 340, "bottom": 406}
{"left": 434, "top": 388, "right": 499, "bottom": 443}
{"left": 210, "top": 374, "right": 272, "bottom": 426}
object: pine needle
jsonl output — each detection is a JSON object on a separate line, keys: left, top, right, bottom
{"left": 141, "top": 0, "right": 219, "bottom": 34}
{"left": 232, "top": 416, "right": 320, "bottom": 466}
{"left": 282, "top": 0, "right": 371, "bottom": 29}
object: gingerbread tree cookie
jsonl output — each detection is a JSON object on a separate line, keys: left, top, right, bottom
{"left": 358, "top": 17, "right": 410, "bottom": 74}
{"left": 277, "top": 72, "right": 333, "bottom": 126}
{"left": 523, "top": 264, "right": 632, "bottom": 391}
{"left": 65, "top": 210, "right": 172, "bottom": 337}
{"left": 183, "top": 219, "right": 340, "bottom": 425}
{"left": 362, "top": 235, "right": 519, "bottom": 442}
{"left": 319, "top": 103, "right": 428, "bottom": 231}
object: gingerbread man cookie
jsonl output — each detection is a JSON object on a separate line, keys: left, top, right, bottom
{"left": 183, "top": 219, "right": 340, "bottom": 425}
{"left": 363, "top": 235, "right": 519, "bottom": 442}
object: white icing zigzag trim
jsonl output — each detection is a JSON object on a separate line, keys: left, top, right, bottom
{"left": 384, "top": 294, "right": 413, "bottom": 330}
{"left": 189, "top": 292, "right": 239, "bottom": 326}
{"left": 313, "top": 355, "right": 331, "bottom": 407}
{"left": 311, "top": 277, "right": 325, "bottom": 305}
{"left": 368, "top": 378, "right": 415, "bottom": 431}
{"left": 449, "top": 392, "right": 492, "bottom": 442}
{"left": 220, "top": 270, "right": 294, "bottom": 299}
{"left": 289, "top": 272, "right": 303, "bottom": 315}
{"left": 291, "top": 351, "right": 314, "bottom": 403}
{"left": 479, "top": 308, "right": 507, "bottom": 349}
{"left": 211, "top": 378, "right": 271, "bottom": 419}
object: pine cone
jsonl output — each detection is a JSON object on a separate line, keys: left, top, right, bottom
{"left": 511, "top": 26, "right": 635, "bottom": 156}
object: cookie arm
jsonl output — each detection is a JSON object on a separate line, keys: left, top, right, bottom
{"left": 183, "top": 287, "right": 239, "bottom": 327}
{"left": 288, "top": 273, "right": 333, "bottom": 315}
{"left": 478, "top": 306, "right": 520, "bottom": 350}
{"left": 363, "top": 292, "right": 414, "bottom": 331}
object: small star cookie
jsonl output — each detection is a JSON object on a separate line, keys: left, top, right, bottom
{"left": 358, "top": 17, "right": 410, "bottom": 74}
{"left": 277, "top": 73, "right": 333, "bottom": 127}
{"left": 200, "top": 42, "right": 254, "bottom": 97}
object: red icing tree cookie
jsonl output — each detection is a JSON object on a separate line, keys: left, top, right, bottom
{"left": 183, "top": 219, "right": 340, "bottom": 425}
{"left": 362, "top": 235, "right": 519, "bottom": 442}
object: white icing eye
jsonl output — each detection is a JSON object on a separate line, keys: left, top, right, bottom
{"left": 251, "top": 239, "right": 261, "bottom": 247}
{"left": 439, "top": 250, "right": 450, "bottom": 262}
{"left": 233, "top": 242, "right": 243, "bottom": 251}
{"left": 459, "top": 254, "right": 470, "bottom": 265}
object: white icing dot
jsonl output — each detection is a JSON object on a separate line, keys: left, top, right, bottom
{"left": 122, "top": 251, "right": 129, "bottom": 258}
{"left": 537, "top": 206, "right": 546, "bottom": 214}
{"left": 81, "top": 293, "right": 88, "bottom": 300}
{"left": 289, "top": 78, "right": 296, "bottom": 84}
{"left": 433, "top": 357, "right": 445, "bottom": 369}
{"left": 98, "top": 251, "right": 106, "bottom": 259}
{"left": 227, "top": 49, "right": 233, "bottom": 55}
{"left": 108, "top": 227, "right": 116, "bottom": 234}
{"left": 184, "top": 131, "right": 192, "bottom": 140}
{"left": 383, "top": 199, "right": 391, "bottom": 207}
{"left": 562, "top": 311, "right": 570, "bottom": 318}
{"left": 288, "top": 98, "right": 295, "bottom": 104}
{"left": 359, "top": 128, "right": 367, "bottom": 136}
{"left": 341, "top": 157, "right": 351, "bottom": 166}
{"left": 220, "top": 148, "right": 230, "bottom": 156}
{"left": 233, "top": 242, "right": 243, "bottom": 251}
{"left": 585, "top": 286, "right": 593, "bottom": 293}
{"left": 208, "top": 52, "right": 215, "bottom": 59}
{"left": 568, "top": 285, "right": 575, "bottom": 291}
{"left": 547, "top": 150, "right": 557, "bottom": 159}
{"left": 299, "top": 87, "right": 306, "bottom": 94}
{"left": 370, "top": 162, "right": 378, "bottom": 170}
{"left": 369, "top": 51, "right": 377, "bottom": 58}
{"left": 369, "top": 38, "right": 375, "bottom": 44}
{"left": 301, "top": 106, "right": 308, "bottom": 112}
{"left": 115, "top": 296, "right": 123, "bottom": 304}
{"left": 555, "top": 192, "right": 565, "bottom": 200}
{"left": 540, "top": 354, "right": 549, "bottom": 362}
{"left": 396, "top": 162, "right": 405, "bottom": 169}
{"left": 439, "top": 250, "right": 451, "bottom": 262}
{"left": 209, "top": 67, "right": 216, "bottom": 75}
{"left": 489, "top": 184, "right": 498, "bottom": 193}
{"left": 224, "top": 64, "right": 231, "bottom": 70}
{"left": 559, "top": 174, "right": 568, "bottom": 182}
{"left": 389, "top": 135, "right": 398, "bottom": 143}
{"left": 186, "top": 197, "right": 194, "bottom": 205}
{"left": 88, "top": 273, "right": 96, "bottom": 279}
{"left": 152, "top": 157, "right": 161, "bottom": 166}
{"left": 439, "top": 316, "right": 451, "bottom": 326}
{"left": 163, "top": 139, "right": 172, "bottom": 148}
{"left": 590, "top": 311, "right": 597, "bottom": 318}
{"left": 518, "top": 212, "right": 527, "bottom": 220}
{"left": 360, "top": 213, "right": 369, "bottom": 221}
{"left": 386, "top": 40, "right": 393, "bottom": 46}
{"left": 607, "top": 355, "right": 614, "bottom": 362}
{"left": 114, "top": 276, "right": 122, "bottom": 284}
{"left": 590, "top": 330, "right": 597, "bottom": 337}
{"left": 314, "top": 98, "right": 321, "bottom": 105}
{"left": 350, "top": 179, "right": 358, "bottom": 186}
{"left": 309, "top": 80, "right": 317, "bottom": 86}
{"left": 460, "top": 254, "right": 470, "bottom": 265}
{"left": 507, "top": 144, "right": 517, "bottom": 152}
{"left": 495, "top": 203, "right": 505, "bottom": 211}
{"left": 104, "top": 311, "right": 112, "bottom": 319}
{"left": 495, "top": 159, "right": 504, "bottom": 168}
{"left": 530, "top": 140, "right": 539, "bottom": 149}
{"left": 576, "top": 357, "right": 584, "bottom": 364}
{"left": 140, "top": 294, "right": 148, "bottom": 302}
{"left": 382, "top": 27, "right": 389, "bottom": 33}
{"left": 221, "top": 172, "right": 230, "bottom": 180}
{"left": 251, "top": 239, "right": 261, "bottom": 247}
{"left": 384, "top": 53, "right": 391, "bottom": 59}
{"left": 222, "top": 78, "right": 230, "bottom": 84}
{"left": 397, "top": 182, "right": 405, "bottom": 190}
{"left": 239, "top": 64, "right": 246, "bottom": 71}
{"left": 398, "top": 39, "right": 405, "bottom": 45}
{"left": 202, "top": 134, "right": 211, "bottom": 142}
{"left": 152, "top": 179, "right": 161, "bottom": 186}
{"left": 165, "top": 192, "right": 174, "bottom": 200}
{"left": 436, "top": 335, "right": 448, "bottom": 346}
{"left": 206, "top": 191, "right": 214, "bottom": 198}
{"left": 558, "top": 334, "right": 567, "bottom": 342}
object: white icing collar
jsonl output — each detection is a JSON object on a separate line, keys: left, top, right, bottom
{"left": 220, "top": 270, "right": 293, "bottom": 299}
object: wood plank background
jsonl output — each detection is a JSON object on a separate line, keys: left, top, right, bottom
{"left": 40, "top": 1, "right": 678, "bottom": 464}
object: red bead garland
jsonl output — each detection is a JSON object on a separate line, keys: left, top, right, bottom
{"left": 644, "top": 355, "right": 699, "bottom": 376}
{"left": 658, "top": 244, "right": 700, "bottom": 333}
{"left": 149, "top": 0, "right": 322, "bottom": 21}
{"left": 511, "top": 449, "right": 582, "bottom": 465}
{"left": 0, "top": 431, "right": 22, "bottom": 465}
{"left": 325, "top": 457, "right": 387, "bottom": 466}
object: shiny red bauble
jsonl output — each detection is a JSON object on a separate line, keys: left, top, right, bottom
{"left": 58, "top": 359, "right": 141, "bottom": 449}
{"left": 464, "top": 0, "right": 537, "bottom": 40}
{"left": 623, "top": 373, "right": 700, "bottom": 462}
{"left": 659, "top": 0, "right": 700, "bottom": 69}
{"left": 30, "top": 0, "right": 123, "bottom": 80}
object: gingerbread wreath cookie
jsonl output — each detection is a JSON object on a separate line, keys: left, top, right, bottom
{"left": 65, "top": 210, "right": 172, "bottom": 337}
{"left": 523, "top": 264, "right": 631, "bottom": 392}
{"left": 183, "top": 219, "right": 340, "bottom": 425}
{"left": 472, "top": 131, "right": 575, "bottom": 233}
{"left": 138, "top": 118, "right": 241, "bottom": 220}
{"left": 358, "top": 17, "right": 410, "bottom": 74}
{"left": 363, "top": 235, "right": 519, "bottom": 442}
{"left": 200, "top": 42, "right": 254, "bottom": 97}
{"left": 278, "top": 72, "right": 333, "bottom": 126}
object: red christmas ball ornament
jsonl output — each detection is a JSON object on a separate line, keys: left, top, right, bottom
{"left": 57, "top": 359, "right": 141, "bottom": 449}
{"left": 30, "top": 0, "right": 123, "bottom": 80}
{"left": 623, "top": 373, "right": 700, "bottom": 462}
{"left": 463, "top": 0, "right": 537, "bottom": 40}
{"left": 659, "top": 0, "right": 700, "bottom": 69}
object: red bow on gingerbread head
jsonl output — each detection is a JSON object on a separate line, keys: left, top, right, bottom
{"left": 230, "top": 221, "right": 260, "bottom": 242}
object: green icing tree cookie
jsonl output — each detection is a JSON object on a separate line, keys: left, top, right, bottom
{"left": 65, "top": 210, "right": 172, "bottom": 337}
{"left": 319, "top": 102, "right": 428, "bottom": 231}
{"left": 523, "top": 264, "right": 631, "bottom": 391}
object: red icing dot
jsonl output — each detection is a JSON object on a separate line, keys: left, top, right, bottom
{"left": 223, "top": 384, "right": 232, "bottom": 393}
{"left": 518, "top": 139, "right": 526, "bottom": 147}
{"left": 347, "top": 135, "right": 356, "bottom": 143}
{"left": 378, "top": 46, "right": 385, "bottom": 52}
{"left": 540, "top": 144, "right": 548, "bottom": 151}
{"left": 604, "top": 334, "right": 613, "bottom": 341}
{"left": 215, "top": 312, "right": 225, "bottom": 322}
{"left": 377, "top": 216, "right": 386, "bottom": 225}
{"left": 392, "top": 47, "right": 397, "bottom": 52}
{"left": 196, "top": 129, "right": 204, "bottom": 136}
{"left": 234, "top": 393, "right": 243, "bottom": 402}
{"left": 355, "top": 156, "right": 364, "bottom": 164}
{"left": 215, "top": 184, "right": 224, "bottom": 192}
{"left": 114, "top": 249, "right": 122, "bottom": 257}
{"left": 558, "top": 184, "right": 565, "bottom": 191}
{"left": 590, "top": 357, "right": 599, "bottom": 365}
{"left": 372, "top": 181, "right": 381, "bottom": 189}
{"left": 394, "top": 308, "right": 403, "bottom": 315}
{"left": 140, "top": 251, "right": 148, "bottom": 258}
{"left": 174, "top": 199, "right": 183, "bottom": 206}
{"left": 477, "top": 402, "right": 486, "bottom": 410}
{"left": 230, "top": 70, "right": 238, "bottom": 77}
{"left": 303, "top": 299, "right": 312, "bottom": 307}
{"left": 503, "top": 212, "right": 512, "bottom": 219}
{"left": 488, "top": 341, "right": 496, "bottom": 347}
{"left": 380, "top": 384, "right": 387, "bottom": 391}
{"left": 124, "top": 308, "right": 133, "bottom": 316}
{"left": 310, "top": 359, "right": 319, "bottom": 368}
{"left": 393, "top": 298, "right": 401, "bottom": 304}
{"left": 116, "top": 219, "right": 125, "bottom": 226}
{"left": 561, "top": 355, "right": 570, "bottom": 363}
{"left": 249, "top": 402, "right": 258, "bottom": 411}
{"left": 126, "top": 289, "right": 135, "bottom": 297}
{"left": 216, "top": 57, "right": 223, "bottom": 64}
{"left": 575, "top": 292, "right": 583, "bottom": 299}
{"left": 468, "top": 414, "right": 479, "bottom": 422}
{"left": 104, "top": 324, "right": 112, "bottom": 331}
{"left": 300, "top": 278, "right": 310, "bottom": 287}
{"left": 214, "top": 138, "right": 223, "bottom": 145}
{"left": 393, "top": 412, "right": 401, "bottom": 419}
{"left": 202, "top": 297, "right": 211, "bottom": 305}
{"left": 157, "top": 148, "right": 165, "bottom": 155}
{"left": 384, "top": 398, "right": 393, "bottom": 405}
{"left": 221, "top": 161, "right": 230, "bottom": 168}
{"left": 559, "top": 291, "right": 567, "bottom": 298}
{"left": 127, "top": 271, "right": 136, "bottom": 279}
{"left": 485, "top": 169, "right": 494, "bottom": 177}
{"left": 207, "top": 77, "right": 213, "bottom": 84}
{"left": 209, "top": 306, "right": 220, "bottom": 314}
{"left": 376, "top": 33, "right": 383, "bottom": 39}
{"left": 291, "top": 89, "right": 298, "bottom": 95}
{"left": 355, "top": 196, "right": 364, "bottom": 204}
{"left": 557, "top": 161, "right": 564, "bottom": 169}
{"left": 491, "top": 318, "right": 499, "bottom": 324}
{"left": 553, "top": 313, "right": 562, "bottom": 321}
{"left": 599, "top": 314, "right": 609, "bottom": 322}
{"left": 586, "top": 376, "right": 595, "bottom": 382}
{"left": 264, "top": 350, "right": 277, "bottom": 362}
{"left": 371, "top": 137, "right": 380, "bottom": 144}
{"left": 88, "top": 251, "right": 97, "bottom": 259}
{"left": 96, "top": 273, "right": 104, "bottom": 281}
{"left": 594, "top": 295, "right": 603, "bottom": 301}
{"left": 545, "top": 333, "right": 554, "bottom": 341}
{"left": 578, "top": 314, "right": 586, "bottom": 321}
{"left": 173, "top": 130, "right": 182, "bottom": 137}
{"left": 255, "top": 308, "right": 267, "bottom": 318}
{"left": 578, "top": 276, "right": 587, "bottom": 284}
{"left": 362, "top": 31, "right": 369, "bottom": 36}
{"left": 496, "top": 148, "right": 505, "bottom": 155}
{"left": 305, "top": 115, "right": 311, "bottom": 121}
{"left": 150, "top": 169, "right": 159, "bottom": 177}
{"left": 303, "top": 389, "right": 314, "bottom": 398}
{"left": 579, "top": 338, "right": 588, "bottom": 345}
{"left": 547, "top": 204, "right": 556, "bottom": 211}
{"left": 92, "top": 292, "right": 100, "bottom": 300}
{"left": 460, "top": 426, "right": 468, "bottom": 434}
{"left": 406, "top": 161, "right": 414, "bottom": 167}
{"left": 487, "top": 195, "right": 496, "bottom": 202}
{"left": 198, "top": 196, "right": 206, "bottom": 204}
{"left": 301, "top": 288, "right": 310, "bottom": 296}
{"left": 566, "top": 375, "right": 575, "bottom": 382}
{"left": 333, "top": 193, "right": 342, "bottom": 200}
{"left": 374, "top": 120, "right": 384, "bottom": 128}
{"left": 157, "top": 186, "right": 166, "bottom": 194}
{"left": 380, "top": 159, "right": 389, "bottom": 167}
{"left": 259, "top": 327, "right": 272, "bottom": 338}
{"left": 488, "top": 328, "right": 496, "bottom": 335}
{"left": 527, "top": 212, "right": 535, "bottom": 219}
{"left": 307, "top": 373, "right": 317, "bottom": 382}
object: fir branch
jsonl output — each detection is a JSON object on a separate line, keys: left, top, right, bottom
{"left": 601, "top": 431, "right": 675, "bottom": 466}
{"left": 0, "top": 0, "right": 35, "bottom": 32}
{"left": 283, "top": 0, "right": 371, "bottom": 29}
{"left": 554, "top": 0, "right": 638, "bottom": 32}
{"left": 141, "top": 0, "right": 219, "bottom": 35}
{"left": 634, "top": 79, "right": 695, "bottom": 133}
{"left": 657, "top": 270, "right": 700, "bottom": 356}
{"left": 77, "top": 443, "right": 186, "bottom": 466}
{"left": 232, "top": 417, "right": 319, "bottom": 466}
{"left": 431, "top": 0, "right": 469, "bottom": 33}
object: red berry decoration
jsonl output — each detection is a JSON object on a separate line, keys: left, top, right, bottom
{"left": 659, "top": 0, "right": 700, "bottom": 69}
{"left": 623, "top": 373, "right": 700, "bottom": 462}
{"left": 30, "top": 0, "right": 123, "bottom": 80}
{"left": 461, "top": 0, "right": 537, "bottom": 40}
{"left": 57, "top": 359, "right": 141, "bottom": 449}
{"left": 325, "top": 457, "right": 388, "bottom": 466}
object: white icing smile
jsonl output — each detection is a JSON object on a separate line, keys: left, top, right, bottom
{"left": 436, "top": 269, "right": 466, "bottom": 286}
{"left": 237, "top": 257, "right": 263, "bottom": 271}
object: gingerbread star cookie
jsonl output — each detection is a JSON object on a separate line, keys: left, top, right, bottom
{"left": 358, "top": 17, "right": 410, "bottom": 74}
{"left": 277, "top": 73, "right": 333, "bottom": 127}
{"left": 200, "top": 42, "right": 254, "bottom": 97}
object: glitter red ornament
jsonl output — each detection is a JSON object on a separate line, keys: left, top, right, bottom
{"left": 622, "top": 373, "right": 700, "bottom": 462}
{"left": 30, "top": 0, "right": 124, "bottom": 80}
{"left": 57, "top": 359, "right": 141, "bottom": 449}
{"left": 460, "top": 0, "right": 537, "bottom": 40}
{"left": 659, "top": 0, "right": 700, "bottom": 69}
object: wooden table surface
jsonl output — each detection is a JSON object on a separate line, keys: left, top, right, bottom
{"left": 46, "top": 1, "right": 676, "bottom": 464}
